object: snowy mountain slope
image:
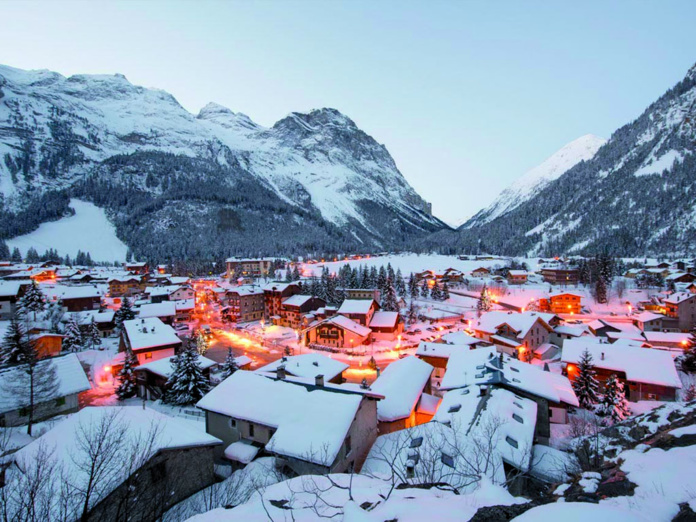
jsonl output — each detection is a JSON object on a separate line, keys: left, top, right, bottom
{"left": 465, "top": 134, "right": 606, "bottom": 227}
{"left": 423, "top": 62, "right": 696, "bottom": 257}
{"left": 0, "top": 64, "right": 445, "bottom": 258}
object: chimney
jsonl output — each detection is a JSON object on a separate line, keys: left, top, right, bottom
{"left": 276, "top": 366, "right": 286, "bottom": 380}
{"left": 376, "top": 367, "right": 381, "bottom": 378}
{"left": 479, "top": 385, "right": 488, "bottom": 397}
{"left": 601, "top": 352, "right": 605, "bottom": 361}
{"left": 315, "top": 374, "right": 325, "bottom": 387}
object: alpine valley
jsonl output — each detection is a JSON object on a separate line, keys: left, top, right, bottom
{"left": 0, "top": 64, "right": 446, "bottom": 262}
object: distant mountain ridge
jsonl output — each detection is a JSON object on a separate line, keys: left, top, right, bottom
{"left": 423, "top": 62, "right": 696, "bottom": 257}
{"left": 465, "top": 134, "right": 606, "bottom": 228}
{"left": 0, "top": 65, "right": 446, "bottom": 260}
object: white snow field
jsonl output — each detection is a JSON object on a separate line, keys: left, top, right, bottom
{"left": 7, "top": 199, "right": 128, "bottom": 262}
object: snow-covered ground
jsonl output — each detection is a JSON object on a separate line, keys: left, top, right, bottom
{"left": 7, "top": 199, "right": 128, "bottom": 262}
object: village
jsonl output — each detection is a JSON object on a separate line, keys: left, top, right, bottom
{"left": 0, "top": 251, "right": 694, "bottom": 520}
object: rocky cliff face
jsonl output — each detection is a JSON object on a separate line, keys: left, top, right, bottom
{"left": 0, "top": 65, "right": 445, "bottom": 260}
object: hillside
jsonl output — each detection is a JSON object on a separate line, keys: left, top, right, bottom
{"left": 0, "top": 65, "right": 446, "bottom": 261}
{"left": 427, "top": 63, "right": 696, "bottom": 257}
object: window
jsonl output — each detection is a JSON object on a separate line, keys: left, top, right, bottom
{"left": 505, "top": 436, "right": 518, "bottom": 448}
{"left": 440, "top": 453, "right": 455, "bottom": 468}
{"left": 249, "top": 424, "right": 255, "bottom": 437}
{"left": 510, "top": 366, "right": 520, "bottom": 373}
{"left": 150, "top": 461, "right": 166, "bottom": 483}
{"left": 144, "top": 352, "right": 152, "bottom": 360}
{"left": 512, "top": 413, "right": 524, "bottom": 424}
{"left": 230, "top": 418, "right": 237, "bottom": 429}
{"left": 448, "top": 404, "right": 461, "bottom": 413}
{"left": 55, "top": 397, "right": 66, "bottom": 407}
{"left": 345, "top": 435, "right": 352, "bottom": 455}
{"left": 19, "top": 408, "right": 28, "bottom": 417}
{"left": 410, "top": 437, "right": 423, "bottom": 448}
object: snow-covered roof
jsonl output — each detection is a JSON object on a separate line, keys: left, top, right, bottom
{"left": 632, "top": 311, "right": 665, "bottom": 323}
{"left": 255, "top": 354, "right": 348, "bottom": 382}
{"left": 475, "top": 311, "right": 551, "bottom": 339}
{"left": 197, "top": 372, "right": 362, "bottom": 466}
{"left": 507, "top": 270, "right": 527, "bottom": 276}
{"left": 435, "top": 386, "right": 537, "bottom": 471}
{"left": 440, "top": 331, "right": 488, "bottom": 346}
{"left": 606, "top": 330, "right": 690, "bottom": 345}
{"left": 664, "top": 292, "right": 695, "bottom": 304}
{"left": 282, "top": 294, "right": 314, "bottom": 307}
{"left": 562, "top": 338, "right": 682, "bottom": 388}
{"left": 224, "top": 440, "right": 260, "bottom": 464}
{"left": 370, "top": 356, "right": 433, "bottom": 422}
{"left": 337, "top": 299, "right": 376, "bottom": 315}
{"left": 441, "top": 346, "right": 578, "bottom": 406}
{"left": 312, "top": 315, "right": 372, "bottom": 337}
{"left": 0, "top": 281, "right": 22, "bottom": 298}
{"left": 261, "top": 282, "right": 297, "bottom": 293}
{"left": 138, "top": 301, "right": 177, "bottom": 318}
{"left": 227, "top": 285, "right": 264, "bottom": 296}
{"left": 145, "top": 284, "right": 182, "bottom": 297}
{"left": 548, "top": 291, "right": 583, "bottom": 298}
{"left": 554, "top": 324, "right": 590, "bottom": 337}
{"left": 135, "top": 354, "right": 217, "bottom": 378}
{"left": 174, "top": 298, "right": 195, "bottom": 311}
{"left": 369, "top": 311, "right": 399, "bottom": 329}
{"left": 45, "top": 284, "right": 102, "bottom": 300}
{"left": 123, "top": 317, "right": 182, "bottom": 351}
{"left": 64, "top": 309, "right": 115, "bottom": 325}
{"left": 0, "top": 354, "right": 90, "bottom": 414}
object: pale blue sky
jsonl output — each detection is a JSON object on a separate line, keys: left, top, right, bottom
{"left": 1, "top": 1, "right": 694, "bottom": 225}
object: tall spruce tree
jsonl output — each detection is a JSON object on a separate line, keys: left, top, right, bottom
{"left": 420, "top": 279, "right": 430, "bottom": 299}
{"left": 88, "top": 317, "right": 102, "bottom": 350}
{"left": 442, "top": 281, "right": 451, "bottom": 300}
{"left": 573, "top": 348, "right": 600, "bottom": 409}
{"left": 17, "top": 281, "right": 46, "bottom": 321}
{"left": 114, "top": 298, "right": 136, "bottom": 332}
{"left": 598, "top": 373, "right": 630, "bottom": 422}
{"left": 63, "top": 315, "right": 84, "bottom": 352}
{"left": 678, "top": 326, "right": 696, "bottom": 373}
{"left": 0, "top": 315, "right": 28, "bottom": 366}
{"left": 115, "top": 349, "right": 138, "bottom": 400}
{"left": 395, "top": 268, "right": 406, "bottom": 296}
{"left": 430, "top": 282, "right": 442, "bottom": 301}
{"left": 477, "top": 284, "right": 491, "bottom": 315}
{"left": 595, "top": 277, "right": 608, "bottom": 304}
{"left": 163, "top": 347, "right": 210, "bottom": 406}
{"left": 0, "top": 241, "right": 9, "bottom": 260}
{"left": 408, "top": 273, "right": 419, "bottom": 300}
{"left": 220, "top": 347, "right": 239, "bottom": 379}
{"left": 381, "top": 277, "right": 399, "bottom": 312}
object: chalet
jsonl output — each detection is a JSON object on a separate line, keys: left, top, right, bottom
{"left": 226, "top": 257, "right": 274, "bottom": 280}
{"left": 0, "top": 353, "right": 90, "bottom": 427}
{"left": 263, "top": 282, "right": 301, "bottom": 321}
{"left": 440, "top": 346, "right": 579, "bottom": 437}
{"left": 541, "top": 291, "right": 583, "bottom": 314}
{"left": 370, "top": 356, "right": 437, "bottom": 435}
{"left": 173, "top": 299, "right": 195, "bottom": 323}
{"left": 471, "top": 267, "right": 491, "bottom": 278}
{"left": 0, "top": 281, "right": 24, "bottom": 319}
{"left": 196, "top": 371, "right": 382, "bottom": 475}
{"left": 562, "top": 338, "right": 682, "bottom": 401}
{"left": 665, "top": 272, "right": 696, "bottom": 284}
{"left": 606, "top": 330, "right": 690, "bottom": 350}
{"left": 632, "top": 311, "right": 669, "bottom": 332}
{"left": 343, "top": 288, "right": 381, "bottom": 302}
{"left": 550, "top": 324, "right": 591, "bottom": 347}
{"left": 135, "top": 355, "right": 218, "bottom": 400}
{"left": 124, "top": 261, "right": 149, "bottom": 275}
{"left": 507, "top": 270, "right": 528, "bottom": 285}
{"left": 442, "top": 268, "right": 464, "bottom": 282}
{"left": 587, "top": 319, "right": 623, "bottom": 338}
{"left": 540, "top": 267, "right": 579, "bottom": 285}
{"left": 256, "top": 353, "right": 348, "bottom": 384}
{"left": 663, "top": 292, "right": 696, "bottom": 331}
{"left": 223, "top": 285, "right": 265, "bottom": 323}
{"left": 65, "top": 309, "right": 116, "bottom": 338}
{"left": 278, "top": 294, "right": 326, "bottom": 329}
{"left": 138, "top": 301, "right": 177, "bottom": 324}
{"left": 146, "top": 284, "right": 195, "bottom": 303}
{"left": 336, "top": 299, "right": 378, "bottom": 327}
{"left": 31, "top": 332, "right": 64, "bottom": 358}
{"left": 44, "top": 285, "right": 103, "bottom": 312}
{"left": 416, "top": 335, "right": 493, "bottom": 390}
{"left": 369, "top": 311, "right": 403, "bottom": 341}
{"left": 12, "top": 407, "right": 221, "bottom": 521}
{"left": 120, "top": 317, "right": 183, "bottom": 365}
{"left": 474, "top": 311, "right": 554, "bottom": 356}
{"left": 108, "top": 276, "right": 143, "bottom": 297}
{"left": 303, "top": 315, "right": 371, "bottom": 350}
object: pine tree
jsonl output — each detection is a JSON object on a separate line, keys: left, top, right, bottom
{"left": 377, "top": 266, "right": 387, "bottom": 293}
{"left": 0, "top": 240, "right": 9, "bottom": 260}
{"left": 17, "top": 281, "right": 45, "bottom": 321}
{"left": 220, "top": 347, "right": 239, "bottom": 379}
{"left": 573, "top": 349, "right": 600, "bottom": 409}
{"left": 195, "top": 330, "right": 209, "bottom": 356}
{"left": 477, "top": 284, "right": 491, "bottom": 315}
{"left": 678, "top": 326, "right": 696, "bottom": 373}
{"left": 116, "top": 349, "right": 138, "bottom": 400}
{"left": 430, "top": 282, "right": 442, "bottom": 301}
{"left": 10, "top": 247, "right": 22, "bottom": 263}
{"left": 420, "top": 279, "right": 430, "bottom": 299}
{"left": 406, "top": 300, "right": 418, "bottom": 326}
{"left": 63, "top": 315, "right": 84, "bottom": 352}
{"left": 368, "top": 266, "right": 378, "bottom": 288}
{"left": 114, "top": 298, "right": 136, "bottom": 332}
{"left": 381, "top": 277, "right": 399, "bottom": 312}
{"left": 163, "top": 348, "right": 210, "bottom": 406}
{"left": 291, "top": 265, "right": 301, "bottom": 281}
{"left": 442, "top": 281, "right": 450, "bottom": 300}
{"left": 595, "top": 277, "right": 608, "bottom": 304}
{"left": 408, "top": 273, "right": 419, "bottom": 300}
{"left": 0, "top": 316, "right": 28, "bottom": 366}
{"left": 395, "top": 269, "right": 406, "bottom": 296}
{"left": 598, "top": 373, "right": 631, "bottom": 422}
{"left": 683, "top": 383, "right": 696, "bottom": 402}
{"left": 88, "top": 317, "right": 102, "bottom": 350}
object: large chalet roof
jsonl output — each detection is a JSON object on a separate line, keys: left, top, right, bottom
{"left": 255, "top": 353, "right": 348, "bottom": 382}
{"left": 282, "top": 294, "right": 315, "bottom": 307}
{"left": 123, "top": 317, "right": 182, "bottom": 351}
{"left": 136, "top": 354, "right": 218, "bottom": 379}
{"left": 0, "top": 354, "right": 90, "bottom": 414}
{"left": 562, "top": 338, "right": 682, "bottom": 389}
{"left": 197, "top": 371, "right": 362, "bottom": 467}
{"left": 369, "top": 311, "right": 399, "bottom": 329}
{"left": 138, "top": 301, "right": 177, "bottom": 319}
{"left": 664, "top": 292, "right": 696, "bottom": 304}
{"left": 337, "top": 299, "right": 377, "bottom": 315}
{"left": 370, "top": 356, "right": 433, "bottom": 422}
{"left": 476, "top": 311, "right": 552, "bottom": 338}
{"left": 307, "top": 314, "right": 372, "bottom": 337}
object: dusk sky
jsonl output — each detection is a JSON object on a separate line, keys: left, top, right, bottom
{"left": 2, "top": 0, "right": 694, "bottom": 225}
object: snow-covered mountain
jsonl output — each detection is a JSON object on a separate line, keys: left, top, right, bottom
{"left": 423, "top": 62, "right": 696, "bottom": 257}
{"left": 0, "top": 65, "right": 445, "bottom": 259}
{"left": 465, "top": 134, "right": 606, "bottom": 228}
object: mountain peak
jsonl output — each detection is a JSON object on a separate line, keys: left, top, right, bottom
{"left": 197, "top": 102, "right": 259, "bottom": 130}
{"left": 197, "top": 101, "right": 234, "bottom": 118}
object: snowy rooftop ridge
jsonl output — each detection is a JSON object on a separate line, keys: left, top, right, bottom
{"left": 370, "top": 356, "right": 433, "bottom": 422}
